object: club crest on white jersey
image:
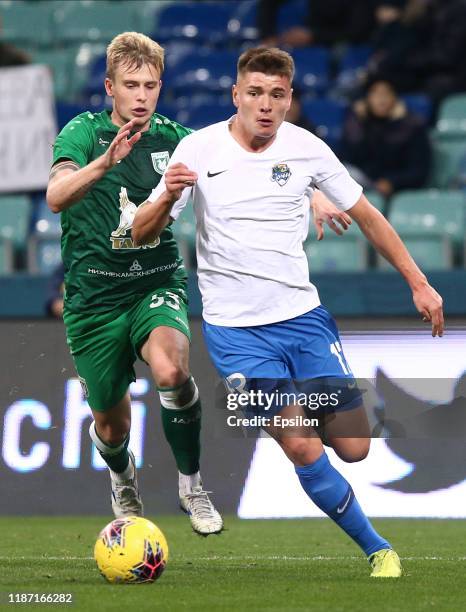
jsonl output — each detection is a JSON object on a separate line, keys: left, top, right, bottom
{"left": 271, "top": 163, "right": 291, "bottom": 186}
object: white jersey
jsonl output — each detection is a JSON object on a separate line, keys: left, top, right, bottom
{"left": 149, "top": 119, "right": 362, "bottom": 327}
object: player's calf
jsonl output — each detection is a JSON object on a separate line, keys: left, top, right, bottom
{"left": 157, "top": 376, "right": 223, "bottom": 535}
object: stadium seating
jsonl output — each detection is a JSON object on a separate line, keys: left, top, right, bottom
{"left": 364, "top": 190, "right": 386, "bottom": 214}
{"left": 163, "top": 50, "right": 238, "bottom": 96}
{"left": 429, "top": 135, "right": 466, "bottom": 189}
{"left": 0, "top": 237, "right": 13, "bottom": 275}
{"left": 275, "top": 0, "right": 309, "bottom": 33}
{"left": 377, "top": 235, "right": 453, "bottom": 271}
{"left": 227, "top": 0, "right": 259, "bottom": 43}
{"left": 334, "top": 45, "right": 373, "bottom": 96}
{"left": 436, "top": 94, "right": 466, "bottom": 136}
{"left": 304, "top": 236, "right": 368, "bottom": 272}
{"left": 302, "top": 98, "right": 346, "bottom": 150}
{"left": 154, "top": 1, "right": 233, "bottom": 46}
{"left": 33, "top": 198, "right": 62, "bottom": 237}
{"left": 0, "top": 1, "right": 54, "bottom": 47}
{"left": 174, "top": 99, "right": 235, "bottom": 129}
{"left": 53, "top": 1, "right": 140, "bottom": 44}
{"left": 28, "top": 236, "right": 62, "bottom": 275}
{"left": 83, "top": 53, "right": 107, "bottom": 97}
{"left": 32, "top": 48, "right": 75, "bottom": 101}
{"left": 388, "top": 189, "right": 465, "bottom": 252}
{"left": 0, "top": 195, "right": 31, "bottom": 250}
{"left": 402, "top": 94, "right": 432, "bottom": 124}
{"left": 292, "top": 47, "right": 330, "bottom": 96}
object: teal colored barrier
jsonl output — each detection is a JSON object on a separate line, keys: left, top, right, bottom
{"left": 1, "top": 271, "right": 465, "bottom": 318}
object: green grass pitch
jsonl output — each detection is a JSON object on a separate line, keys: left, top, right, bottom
{"left": 0, "top": 517, "right": 465, "bottom": 611}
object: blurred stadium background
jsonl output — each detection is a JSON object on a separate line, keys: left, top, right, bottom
{"left": 1, "top": 0, "right": 465, "bottom": 522}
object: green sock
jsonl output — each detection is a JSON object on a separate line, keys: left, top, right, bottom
{"left": 161, "top": 398, "right": 201, "bottom": 475}
{"left": 98, "top": 435, "right": 130, "bottom": 474}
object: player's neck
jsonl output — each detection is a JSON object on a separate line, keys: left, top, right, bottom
{"left": 229, "top": 117, "right": 277, "bottom": 153}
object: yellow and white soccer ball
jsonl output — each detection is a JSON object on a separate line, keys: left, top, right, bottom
{"left": 94, "top": 516, "right": 168, "bottom": 584}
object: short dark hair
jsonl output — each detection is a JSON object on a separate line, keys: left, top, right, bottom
{"left": 237, "top": 47, "right": 294, "bottom": 82}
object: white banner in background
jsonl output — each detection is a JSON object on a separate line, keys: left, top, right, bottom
{"left": 239, "top": 331, "right": 466, "bottom": 518}
{"left": 0, "top": 64, "right": 57, "bottom": 191}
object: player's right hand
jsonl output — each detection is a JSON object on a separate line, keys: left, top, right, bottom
{"left": 104, "top": 120, "right": 142, "bottom": 169}
{"left": 311, "top": 190, "right": 352, "bottom": 240}
{"left": 165, "top": 162, "right": 198, "bottom": 201}
{"left": 412, "top": 283, "right": 444, "bottom": 337}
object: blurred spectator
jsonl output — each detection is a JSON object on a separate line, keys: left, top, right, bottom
{"left": 367, "top": 0, "right": 427, "bottom": 92}
{"left": 285, "top": 89, "right": 316, "bottom": 133}
{"left": 45, "top": 263, "right": 64, "bottom": 319}
{"left": 368, "top": 0, "right": 466, "bottom": 105}
{"left": 341, "top": 78, "right": 431, "bottom": 197}
{"left": 257, "top": 0, "right": 375, "bottom": 48}
{"left": 0, "top": 16, "right": 31, "bottom": 67}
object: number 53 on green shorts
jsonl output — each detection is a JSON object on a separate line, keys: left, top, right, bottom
{"left": 64, "top": 282, "right": 191, "bottom": 412}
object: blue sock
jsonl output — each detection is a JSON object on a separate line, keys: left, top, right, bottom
{"left": 295, "top": 453, "right": 390, "bottom": 556}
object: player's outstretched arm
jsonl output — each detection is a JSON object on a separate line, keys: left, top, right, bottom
{"left": 311, "top": 190, "right": 352, "bottom": 240}
{"left": 348, "top": 193, "right": 444, "bottom": 337}
{"left": 132, "top": 162, "right": 197, "bottom": 246}
{"left": 46, "top": 120, "right": 141, "bottom": 213}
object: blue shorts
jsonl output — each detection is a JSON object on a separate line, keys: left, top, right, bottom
{"left": 203, "top": 305, "right": 362, "bottom": 416}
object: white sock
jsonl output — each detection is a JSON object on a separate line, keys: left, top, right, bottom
{"left": 179, "top": 471, "right": 202, "bottom": 496}
{"left": 110, "top": 460, "right": 134, "bottom": 483}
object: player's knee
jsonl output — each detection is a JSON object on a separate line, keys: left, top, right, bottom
{"left": 158, "top": 375, "right": 199, "bottom": 411}
{"left": 334, "top": 439, "right": 370, "bottom": 463}
{"left": 156, "top": 362, "right": 190, "bottom": 389}
{"left": 279, "top": 437, "right": 321, "bottom": 466}
{"left": 91, "top": 419, "right": 130, "bottom": 447}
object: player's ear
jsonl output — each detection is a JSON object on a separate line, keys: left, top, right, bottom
{"left": 287, "top": 88, "right": 293, "bottom": 111}
{"left": 232, "top": 84, "right": 239, "bottom": 109}
{"left": 105, "top": 78, "right": 114, "bottom": 98}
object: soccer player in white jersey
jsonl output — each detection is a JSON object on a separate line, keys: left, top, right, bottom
{"left": 132, "top": 47, "right": 444, "bottom": 577}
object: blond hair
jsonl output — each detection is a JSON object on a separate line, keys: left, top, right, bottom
{"left": 106, "top": 32, "right": 164, "bottom": 80}
{"left": 237, "top": 47, "right": 294, "bottom": 82}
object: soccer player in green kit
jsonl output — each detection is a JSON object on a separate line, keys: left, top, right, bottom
{"left": 46, "top": 32, "right": 223, "bottom": 535}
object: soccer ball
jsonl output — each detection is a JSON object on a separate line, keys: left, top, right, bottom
{"left": 94, "top": 516, "right": 168, "bottom": 584}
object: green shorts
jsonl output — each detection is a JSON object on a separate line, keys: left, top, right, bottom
{"left": 64, "top": 280, "right": 190, "bottom": 412}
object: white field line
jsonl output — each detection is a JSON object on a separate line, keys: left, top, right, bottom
{"left": 0, "top": 555, "right": 465, "bottom": 562}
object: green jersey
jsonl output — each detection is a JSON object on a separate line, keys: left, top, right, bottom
{"left": 52, "top": 110, "right": 192, "bottom": 314}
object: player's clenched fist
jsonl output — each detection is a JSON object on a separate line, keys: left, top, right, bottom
{"left": 165, "top": 162, "right": 198, "bottom": 201}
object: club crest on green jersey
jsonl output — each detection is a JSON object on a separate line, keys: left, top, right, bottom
{"left": 271, "top": 163, "right": 291, "bottom": 186}
{"left": 110, "top": 187, "right": 160, "bottom": 250}
{"left": 151, "top": 151, "right": 170, "bottom": 175}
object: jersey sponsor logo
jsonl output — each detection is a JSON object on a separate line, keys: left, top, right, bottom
{"left": 207, "top": 169, "right": 228, "bottom": 178}
{"left": 151, "top": 151, "right": 170, "bottom": 175}
{"left": 129, "top": 260, "right": 142, "bottom": 272}
{"left": 110, "top": 187, "right": 160, "bottom": 250}
{"left": 271, "top": 163, "right": 291, "bottom": 186}
{"left": 98, "top": 137, "right": 109, "bottom": 146}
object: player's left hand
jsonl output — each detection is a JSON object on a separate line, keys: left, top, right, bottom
{"left": 412, "top": 283, "right": 444, "bottom": 337}
{"left": 311, "top": 190, "right": 352, "bottom": 240}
